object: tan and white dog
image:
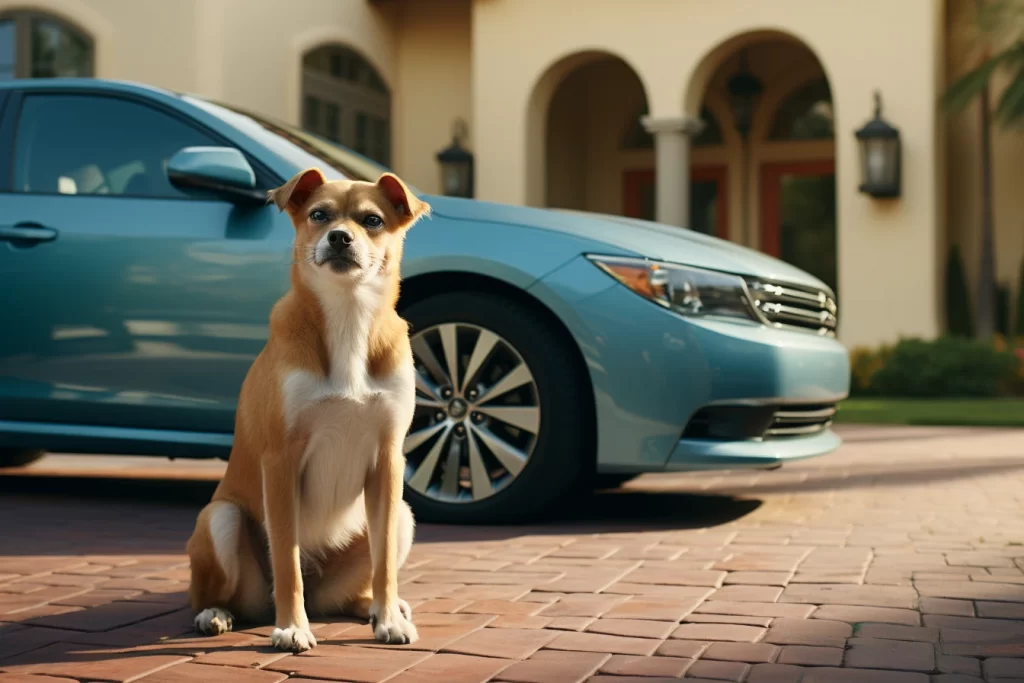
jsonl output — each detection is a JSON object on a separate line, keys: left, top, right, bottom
{"left": 186, "top": 168, "right": 429, "bottom": 652}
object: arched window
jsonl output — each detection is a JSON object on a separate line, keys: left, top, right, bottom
{"left": 0, "top": 11, "right": 93, "bottom": 80}
{"left": 302, "top": 44, "right": 391, "bottom": 166}
{"left": 768, "top": 79, "right": 834, "bottom": 141}
{"left": 623, "top": 106, "right": 723, "bottom": 149}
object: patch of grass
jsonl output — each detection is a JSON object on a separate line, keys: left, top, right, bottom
{"left": 835, "top": 398, "right": 1024, "bottom": 428}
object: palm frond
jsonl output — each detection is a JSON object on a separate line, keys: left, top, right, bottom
{"left": 994, "top": 45, "right": 1024, "bottom": 124}
{"left": 943, "top": 45, "right": 1020, "bottom": 113}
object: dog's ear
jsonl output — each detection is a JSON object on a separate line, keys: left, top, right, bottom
{"left": 377, "top": 173, "right": 431, "bottom": 228}
{"left": 269, "top": 168, "right": 326, "bottom": 215}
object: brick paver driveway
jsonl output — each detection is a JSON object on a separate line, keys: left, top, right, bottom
{"left": 2, "top": 425, "right": 1023, "bottom": 682}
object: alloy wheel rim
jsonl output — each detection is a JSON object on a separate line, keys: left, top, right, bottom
{"left": 404, "top": 322, "right": 541, "bottom": 503}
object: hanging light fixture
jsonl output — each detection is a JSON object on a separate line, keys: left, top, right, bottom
{"left": 855, "top": 91, "right": 901, "bottom": 198}
{"left": 726, "top": 49, "right": 764, "bottom": 139}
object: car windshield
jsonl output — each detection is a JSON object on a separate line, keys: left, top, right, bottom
{"left": 182, "top": 95, "right": 391, "bottom": 183}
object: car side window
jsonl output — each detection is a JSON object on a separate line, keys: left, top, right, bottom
{"left": 12, "top": 94, "right": 221, "bottom": 199}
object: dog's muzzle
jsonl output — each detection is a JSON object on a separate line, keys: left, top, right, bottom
{"left": 316, "top": 229, "right": 360, "bottom": 272}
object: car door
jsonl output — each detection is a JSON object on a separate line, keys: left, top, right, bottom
{"left": 0, "top": 89, "right": 292, "bottom": 435}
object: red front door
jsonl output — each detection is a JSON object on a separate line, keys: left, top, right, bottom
{"left": 622, "top": 166, "right": 729, "bottom": 239}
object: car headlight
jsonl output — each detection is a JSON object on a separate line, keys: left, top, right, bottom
{"left": 587, "top": 255, "right": 758, "bottom": 322}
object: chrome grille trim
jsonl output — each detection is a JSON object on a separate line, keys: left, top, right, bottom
{"left": 764, "top": 404, "right": 836, "bottom": 438}
{"left": 745, "top": 278, "right": 838, "bottom": 336}
{"left": 771, "top": 406, "right": 837, "bottom": 423}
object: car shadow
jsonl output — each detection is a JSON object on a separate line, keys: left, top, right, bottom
{"left": 415, "top": 490, "right": 762, "bottom": 543}
{"left": 0, "top": 472, "right": 762, "bottom": 553}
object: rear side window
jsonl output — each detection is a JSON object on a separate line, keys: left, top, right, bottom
{"left": 13, "top": 94, "right": 220, "bottom": 199}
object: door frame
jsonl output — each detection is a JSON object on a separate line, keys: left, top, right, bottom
{"left": 759, "top": 159, "right": 835, "bottom": 257}
{"left": 622, "top": 165, "right": 729, "bottom": 238}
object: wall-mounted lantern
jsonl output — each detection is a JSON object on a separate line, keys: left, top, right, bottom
{"left": 435, "top": 118, "right": 474, "bottom": 198}
{"left": 855, "top": 91, "right": 901, "bottom": 198}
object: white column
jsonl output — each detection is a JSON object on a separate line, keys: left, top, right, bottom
{"left": 641, "top": 116, "right": 704, "bottom": 227}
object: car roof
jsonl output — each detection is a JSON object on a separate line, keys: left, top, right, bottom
{"left": 0, "top": 78, "right": 174, "bottom": 97}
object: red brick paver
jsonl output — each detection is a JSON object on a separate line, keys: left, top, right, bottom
{"left": 2, "top": 425, "right": 1024, "bottom": 681}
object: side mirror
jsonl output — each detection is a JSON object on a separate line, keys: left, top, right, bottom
{"left": 168, "top": 147, "right": 265, "bottom": 205}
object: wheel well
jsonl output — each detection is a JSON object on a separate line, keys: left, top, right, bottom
{"left": 399, "top": 271, "right": 598, "bottom": 474}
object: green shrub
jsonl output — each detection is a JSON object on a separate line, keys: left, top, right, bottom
{"left": 944, "top": 244, "right": 974, "bottom": 337}
{"left": 849, "top": 345, "right": 891, "bottom": 396}
{"left": 868, "top": 336, "right": 1021, "bottom": 398}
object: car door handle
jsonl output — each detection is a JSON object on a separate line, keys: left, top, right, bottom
{"left": 0, "top": 224, "right": 59, "bottom": 244}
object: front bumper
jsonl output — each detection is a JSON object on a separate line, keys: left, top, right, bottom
{"left": 529, "top": 256, "right": 850, "bottom": 473}
{"left": 667, "top": 426, "right": 842, "bottom": 471}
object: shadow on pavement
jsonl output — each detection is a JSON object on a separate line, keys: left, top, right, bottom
{"left": 416, "top": 491, "right": 762, "bottom": 543}
{"left": 0, "top": 474, "right": 218, "bottom": 507}
{"left": 0, "top": 473, "right": 762, "bottom": 556}
{"left": 729, "top": 455, "right": 1024, "bottom": 496}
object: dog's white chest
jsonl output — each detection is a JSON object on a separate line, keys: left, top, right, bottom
{"left": 276, "top": 280, "right": 414, "bottom": 551}
{"left": 281, "top": 365, "right": 413, "bottom": 551}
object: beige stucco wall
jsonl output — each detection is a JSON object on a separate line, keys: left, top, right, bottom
{"left": 473, "top": 0, "right": 945, "bottom": 349}
{"left": 197, "top": 0, "right": 397, "bottom": 128}
{"left": 0, "top": 0, "right": 398, "bottom": 130}
{"left": 390, "top": 0, "right": 472, "bottom": 194}
{"left": 945, "top": 0, "right": 1024, "bottom": 332}
{"left": 0, "top": 0, "right": 199, "bottom": 91}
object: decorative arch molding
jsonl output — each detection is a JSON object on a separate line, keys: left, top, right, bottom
{"left": 681, "top": 26, "right": 834, "bottom": 119}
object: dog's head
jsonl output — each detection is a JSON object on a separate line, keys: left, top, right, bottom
{"left": 270, "top": 168, "right": 430, "bottom": 286}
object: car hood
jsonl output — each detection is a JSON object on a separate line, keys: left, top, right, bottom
{"left": 427, "top": 196, "right": 831, "bottom": 292}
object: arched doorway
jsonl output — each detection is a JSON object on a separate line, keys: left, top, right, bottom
{"left": 526, "top": 51, "right": 659, "bottom": 218}
{"left": 689, "top": 36, "right": 837, "bottom": 294}
{"left": 540, "top": 55, "right": 649, "bottom": 217}
{"left": 0, "top": 10, "right": 93, "bottom": 79}
{"left": 301, "top": 44, "right": 391, "bottom": 166}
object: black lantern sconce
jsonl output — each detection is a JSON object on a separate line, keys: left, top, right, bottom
{"left": 436, "top": 118, "right": 474, "bottom": 198}
{"left": 855, "top": 91, "right": 901, "bottom": 198}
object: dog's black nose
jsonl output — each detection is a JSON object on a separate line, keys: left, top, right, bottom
{"left": 327, "top": 229, "right": 353, "bottom": 249}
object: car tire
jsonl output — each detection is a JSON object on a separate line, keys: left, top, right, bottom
{"left": 0, "top": 449, "right": 45, "bottom": 468}
{"left": 401, "top": 291, "right": 592, "bottom": 524}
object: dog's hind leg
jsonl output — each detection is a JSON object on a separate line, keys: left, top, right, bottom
{"left": 308, "top": 501, "right": 415, "bottom": 622}
{"left": 188, "top": 501, "right": 271, "bottom": 635}
{"left": 306, "top": 528, "right": 373, "bottom": 620}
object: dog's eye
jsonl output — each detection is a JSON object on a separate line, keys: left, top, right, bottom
{"left": 362, "top": 214, "right": 384, "bottom": 229}
{"left": 309, "top": 209, "right": 329, "bottom": 223}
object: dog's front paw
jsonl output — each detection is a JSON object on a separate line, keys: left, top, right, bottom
{"left": 194, "top": 607, "right": 233, "bottom": 636}
{"left": 369, "top": 600, "right": 418, "bottom": 645}
{"left": 271, "top": 625, "right": 317, "bottom": 652}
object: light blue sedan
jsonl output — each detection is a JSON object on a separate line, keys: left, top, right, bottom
{"left": 0, "top": 79, "right": 849, "bottom": 523}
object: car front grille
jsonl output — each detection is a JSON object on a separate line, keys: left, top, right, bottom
{"left": 745, "top": 278, "right": 837, "bottom": 336}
